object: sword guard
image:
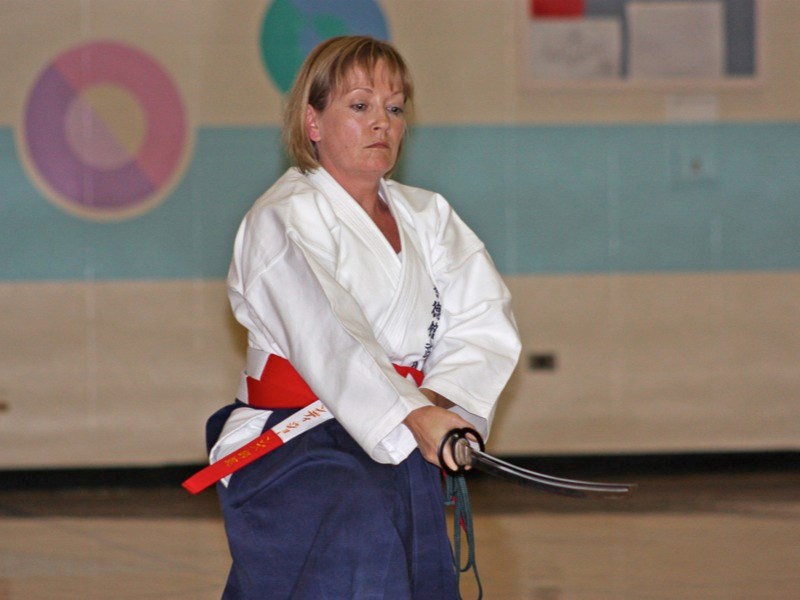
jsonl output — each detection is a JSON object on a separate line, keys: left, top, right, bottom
{"left": 438, "top": 427, "right": 485, "bottom": 476}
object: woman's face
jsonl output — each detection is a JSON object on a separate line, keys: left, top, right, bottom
{"left": 306, "top": 60, "right": 406, "bottom": 188}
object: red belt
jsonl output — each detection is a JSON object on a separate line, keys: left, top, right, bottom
{"left": 182, "top": 356, "right": 424, "bottom": 494}
{"left": 247, "top": 355, "right": 424, "bottom": 408}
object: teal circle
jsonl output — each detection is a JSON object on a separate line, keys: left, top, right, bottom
{"left": 260, "top": 0, "right": 390, "bottom": 93}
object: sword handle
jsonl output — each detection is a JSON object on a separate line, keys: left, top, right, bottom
{"left": 438, "top": 427, "right": 485, "bottom": 475}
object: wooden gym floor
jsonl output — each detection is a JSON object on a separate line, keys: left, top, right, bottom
{"left": 0, "top": 465, "right": 798, "bottom": 599}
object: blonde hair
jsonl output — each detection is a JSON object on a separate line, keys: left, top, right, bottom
{"left": 283, "top": 36, "right": 414, "bottom": 173}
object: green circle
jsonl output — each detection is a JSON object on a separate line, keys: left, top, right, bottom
{"left": 260, "top": 0, "right": 390, "bottom": 93}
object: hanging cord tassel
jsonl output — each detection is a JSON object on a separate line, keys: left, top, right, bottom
{"left": 445, "top": 473, "right": 483, "bottom": 600}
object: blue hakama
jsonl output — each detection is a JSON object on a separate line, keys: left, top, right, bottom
{"left": 209, "top": 406, "right": 459, "bottom": 600}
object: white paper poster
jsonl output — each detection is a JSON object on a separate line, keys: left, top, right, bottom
{"left": 627, "top": 1, "right": 725, "bottom": 79}
{"left": 528, "top": 18, "right": 622, "bottom": 80}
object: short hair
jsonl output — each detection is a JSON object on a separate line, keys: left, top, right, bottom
{"left": 283, "top": 36, "right": 414, "bottom": 174}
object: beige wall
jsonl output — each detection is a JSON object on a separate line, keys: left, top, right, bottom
{"left": 1, "top": 0, "right": 799, "bottom": 466}
{"left": 0, "top": 281, "right": 242, "bottom": 467}
{"left": 2, "top": 271, "right": 798, "bottom": 467}
{"left": 3, "top": 1, "right": 798, "bottom": 128}
{"left": 396, "top": 0, "right": 800, "bottom": 125}
{"left": 493, "top": 272, "right": 800, "bottom": 454}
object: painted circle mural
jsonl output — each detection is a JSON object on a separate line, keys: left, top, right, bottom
{"left": 21, "top": 41, "right": 190, "bottom": 220}
{"left": 260, "top": 0, "right": 390, "bottom": 93}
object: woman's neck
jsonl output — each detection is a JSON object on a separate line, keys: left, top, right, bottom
{"left": 322, "top": 168, "right": 400, "bottom": 252}
{"left": 319, "top": 164, "right": 384, "bottom": 214}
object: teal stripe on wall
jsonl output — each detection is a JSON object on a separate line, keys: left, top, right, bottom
{"left": 1, "top": 123, "right": 799, "bottom": 281}
{"left": 0, "top": 128, "right": 285, "bottom": 281}
{"left": 400, "top": 123, "right": 800, "bottom": 275}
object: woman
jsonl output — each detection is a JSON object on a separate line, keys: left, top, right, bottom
{"left": 206, "top": 36, "right": 520, "bottom": 599}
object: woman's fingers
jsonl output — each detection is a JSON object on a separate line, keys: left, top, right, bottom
{"left": 403, "top": 405, "right": 471, "bottom": 469}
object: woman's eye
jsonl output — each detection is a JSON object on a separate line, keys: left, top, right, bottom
{"left": 352, "top": 103, "right": 367, "bottom": 111}
{"left": 388, "top": 106, "right": 404, "bottom": 115}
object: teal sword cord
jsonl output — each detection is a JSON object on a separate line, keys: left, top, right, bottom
{"left": 445, "top": 474, "right": 482, "bottom": 600}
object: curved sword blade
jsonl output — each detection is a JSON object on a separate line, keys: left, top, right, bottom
{"left": 466, "top": 444, "right": 637, "bottom": 499}
{"left": 442, "top": 427, "right": 637, "bottom": 498}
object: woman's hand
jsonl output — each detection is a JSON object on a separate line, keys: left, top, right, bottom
{"left": 403, "top": 391, "right": 473, "bottom": 469}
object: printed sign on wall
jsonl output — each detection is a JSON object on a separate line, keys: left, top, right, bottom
{"left": 524, "top": 0, "right": 757, "bottom": 84}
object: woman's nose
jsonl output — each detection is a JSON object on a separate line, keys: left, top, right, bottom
{"left": 372, "top": 109, "right": 389, "bottom": 130}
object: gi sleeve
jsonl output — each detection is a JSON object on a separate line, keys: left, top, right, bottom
{"left": 228, "top": 207, "right": 432, "bottom": 464}
{"left": 420, "top": 196, "right": 522, "bottom": 440}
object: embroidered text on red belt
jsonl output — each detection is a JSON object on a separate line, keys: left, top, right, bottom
{"left": 182, "top": 357, "right": 424, "bottom": 494}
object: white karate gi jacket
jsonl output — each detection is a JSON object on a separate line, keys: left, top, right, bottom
{"left": 214, "top": 167, "right": 520, "bottom": 467}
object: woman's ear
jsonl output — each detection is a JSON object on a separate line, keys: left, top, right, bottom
{"left": 305, "top": 105, "right": 321, "bottom": 143}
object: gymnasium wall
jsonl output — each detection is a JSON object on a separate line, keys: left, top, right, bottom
{"left": 1, "top": 0, "right": 798, "bottom": 467}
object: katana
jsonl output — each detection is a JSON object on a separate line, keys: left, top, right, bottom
{"left": 439, "top": 428, "right": 637, "bottom": 499}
